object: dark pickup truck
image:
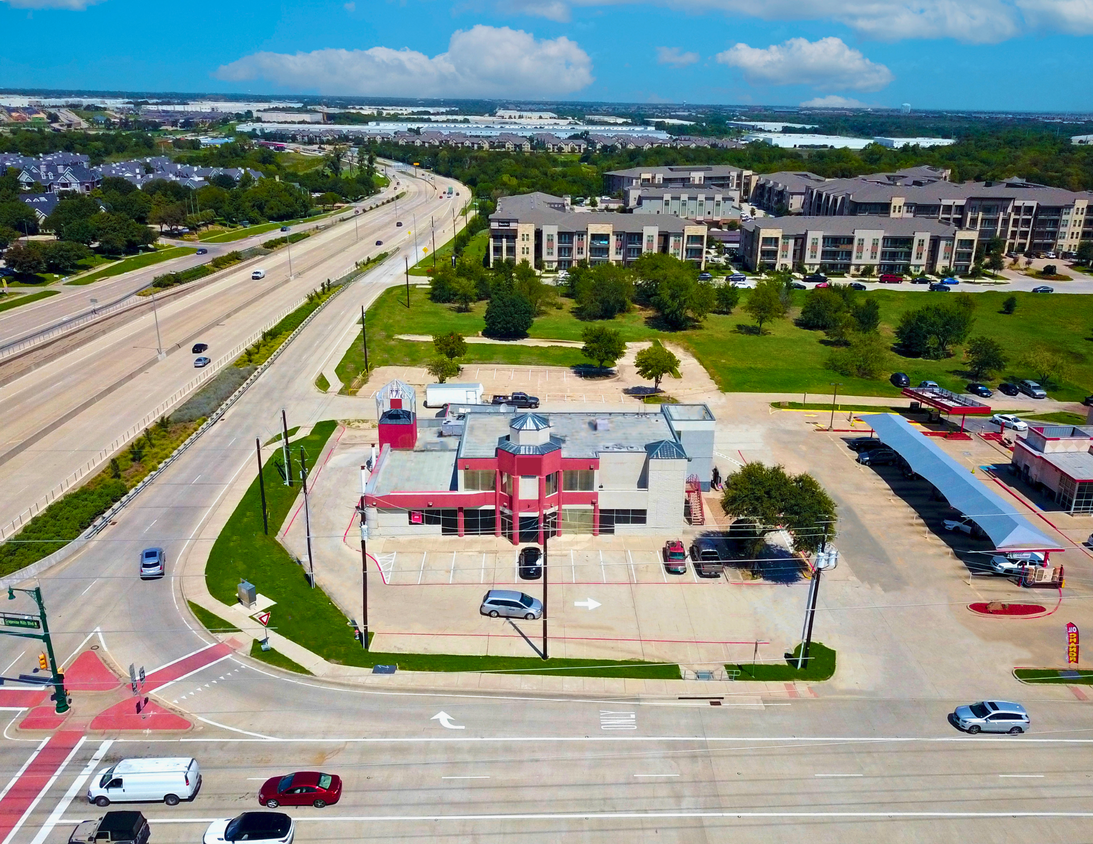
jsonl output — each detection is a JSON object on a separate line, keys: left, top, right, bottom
{"left": 69, "top": 812, "right": 150, "bottom": 844}
{"left": 491, "top": 392, "right": 540, "bottom": 409}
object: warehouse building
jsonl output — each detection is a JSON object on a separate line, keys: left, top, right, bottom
{"left": 360, "top": 381, "right": 715, "bottom": 544}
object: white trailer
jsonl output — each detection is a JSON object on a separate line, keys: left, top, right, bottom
{"left": 424, "top": 382, "right": 484, "bottom": 408}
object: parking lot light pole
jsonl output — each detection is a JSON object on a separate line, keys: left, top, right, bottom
{"left": 542, "top": 533, "right": 549, "bottom": 660}
{"left": 828, "top": 383, "right": 842, "bottom": 430}
{"left": 359, "top": 515, "right": 369, "bottom": 649}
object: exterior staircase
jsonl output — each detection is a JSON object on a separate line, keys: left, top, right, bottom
{"left": 685, "top": 474, "right": 705, "bottom": 525}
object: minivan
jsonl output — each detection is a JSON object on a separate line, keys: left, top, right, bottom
{"left": 251, "top": 269, "right": 266, "bottom": 280}
{"left": 88, "top": 758, "right": 201, "bottom": 807}
{"left": 480, "top": 590, "right": 542, "bottom": 620}
{"left": 1018, "top": 379, "right": 1047, "bottom": 399}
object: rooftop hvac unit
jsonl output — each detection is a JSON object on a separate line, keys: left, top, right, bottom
{"left": 595, "top": 417, "right": 610, "bottom": 431}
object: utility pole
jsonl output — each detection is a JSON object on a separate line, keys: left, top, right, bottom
{"left": 412, "top": 212, "right": 418, "bottom": 261}
{"left": 300, "top": 447, "right": 315, "bottom": 588}
{"left": 354, "top": 214, "right": 359, "bottom": 243}
{"left": 150, "top": 291, "right": 165, "bottom": 360}
{"left": 828, "top": 382, "right": 842, "bottom": 430}
{"left": 797, "top": 525, "right": 837, "bottom": 669}
{"left": 281, "top": 410, "right": 292, "bottom": 487}
{"left": 361, "top": 305, "right": 370, "bottom": 372}
{"left": 287, "top": 239, "right": 294, "bottom": 278}
{"left": 5, "top": 586, "right": 69, "bottom": 714}
{"left": 431, "top": 215, "right": 436, "bottom": 268}
{"left": 359, "top": 513, "right": 369, "bottom": 649}
{"left": 256, "top": 437, "right": 268, "bottom": 535}
{"left": 542, "top": 531, "right": 549, "bottom": 660}
{"left": 404, "top": 257, "right": 411, "bottom": 308}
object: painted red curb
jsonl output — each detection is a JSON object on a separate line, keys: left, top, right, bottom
{"left": 969, "top": 602, "right": 1047, "bottom": 616}
{"left": 89, "top": 698, "right": 191, "bottom": 732}
{"left": 64, "top": 650, "right": 121, "bottom": 692}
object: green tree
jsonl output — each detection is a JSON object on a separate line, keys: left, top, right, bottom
{"left": 894, "top": 301, "right": 975, "bottom": 359}
{"left": 3, "top": 241, "right": 45, "bottom": 275}
{"left": 798, "top": 288, "right": 846, "bottom": 331}
{"left": 827, "top": 332, "right": 890, "bottom": 378}
{"left": 450, "top": 275, "right": 477, "bottom": 312}
{"left": 580, "top": 325, "right": 625, "bottom": 369}
{"left": 1077, "top": 241, "right": 1093, "bottom": 268}
{"left": 852, "top": 298, "right": 880, "bottom": 333}
{"left": 719, "top": 462, "right": 837, "bottom": 555}
{"left": 965, "top": 336, "right": 1008, "bottom": 379}
{"left": 1022, "top": 346, "right": 1070, "bottom": 386}
{"left": 433, "top": 332, "right": 467, "bottom": 360}
{"left": 634, "top": 340, "right": 681, "bottom": 391}
{"left": 483, "top": 289, "right": 534, "bottom": 339}
{"left": 714, "top": 283, "right": 740, "bottom": 314}
{"left": 744, "top": 278, "right": 788, "bottom": 334}
{"left": 1001, "top": 295, "right": 1018, "bottom": 315}
{"left": 571, "top": 264, "right": 634, "bottom": 320}
{"left": 426, "top": 356, "right": 460, "bottom": 383}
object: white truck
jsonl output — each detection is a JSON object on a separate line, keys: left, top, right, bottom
{"left": 424, "top": 382, "right": 484, "bottom": 409}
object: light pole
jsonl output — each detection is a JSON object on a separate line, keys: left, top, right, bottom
{"left": 150, "top": 291, "right": 165, "bottom": 360}
{"left": 300, "top": 447, "right": 314, "bottom": 588}
{"left": 797, "top": 528, "right": 837, "bottom": 669}
{"left": 6, "top": 586, "right": 68, "bottom": 714}
{"left": 828, "top": 382, "right": 842, "bottom": 430}
{"left": 90, "top": 297, "right": 98, "bottom": 315}
{"left": 359, "top": 515, "right": 369, "bottom": 649}
{"left": 412, "top": 212, "right": 418, "bottom": 261}
{"left": 286, "top": 239, "right": 294, "bottom": 278}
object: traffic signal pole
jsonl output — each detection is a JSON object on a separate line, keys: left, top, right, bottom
{"left": 4, "top": 586, "right": 69, "bottom": 713}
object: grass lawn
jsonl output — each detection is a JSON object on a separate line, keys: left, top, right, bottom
{"left": 264, "top": 426, "right": 301, "bottom": 446}
{"left": 339, "top": 285, "right": 1093, "bottom": 400}
{"left": 0, "top": 290, "right": 59, "bottom": 313}
{"left": 726, "top": 643, "right": 836, "bottom": 682}
{"left": 250, "top": 640, "right": 312, "bottom": 675}
{"left": 68, "top": 246, "right": 197, "bottom": 285}
{"left": 200, "top": 222, "right": 282, "bottom": 243}
{"left": 1023, "top": 411, "right": 1087, "bottom": 425}
{"left": 409, "top": 229, "right": 488, "bottom": 277}
{"left": 187, "top": 601, "right": 241, "bottom": 634}
{"left": 315, "top": 373, "right": 330, "bottom": 392}
{"left": 208, "top": 420, "right": 678, "bottom": 678}
{"left": 1015, "top": 668, "right": 1093, "bottom": 685}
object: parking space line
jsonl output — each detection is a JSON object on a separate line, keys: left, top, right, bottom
{"left": 571, "top": 550, "right": 575, "bottom": 583}
{"left": 600, "top": 551, "right": 606, "bottom": 583}
{"left": 417, "top": 552, "right": 427, "bottom": 585}
{"left": 449, "top": 552, "right": 456, "bottom": 584}
{"left": 658, "top": 551, "right": 667, "bottom": 582}
{"left": 691, "top": 560, "right": 699, "bottom": 583}
{"left": 627, "top": 550, "right": 636, "bottom": 583}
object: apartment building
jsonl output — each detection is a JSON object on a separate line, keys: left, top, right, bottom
{"left": 604, "top": 165, "right": 752, "bottom": 202}
{"left": 800, "top": 167, "right": 1092, "bottom": 255}
{"left": 489, "top": 193, "right": 707, "bottom": 270}
{"left": 749, "top": 171, "right": 827, "bottom": 214}
{"left": 624, "top": 190, "right": 742, "bottom": 222}
{"left": 360, "top": 381, "right": 716, "bottom": 544}
{"left": 740, "top": 216, "right": 979, "bottom": 275}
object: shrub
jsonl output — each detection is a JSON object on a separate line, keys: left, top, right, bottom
{"left": 1002, "top": 295, "right": 1018, "bottom": 314}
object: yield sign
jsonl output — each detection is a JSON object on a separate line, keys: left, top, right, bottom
{"left": 256, "top": 611, "right": 271, "bottom": 627}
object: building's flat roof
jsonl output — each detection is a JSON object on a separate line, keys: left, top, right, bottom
{"left": 662, "top": 404, "right": 715, "bottom": 422}
{"left": 745, "top": 216, "right": 961, "bottom": 237}
{"left": 371, "top": 448, "right": 457, "bottom": 495}
{"left": 1039, "top": 450, "right": 1093, "bottom": 482}
{"left": 607, "top": 165, "right": 745, "bottom": 178}
{"left": 460, "top": 410, "right": 678, "bottom": 460}
{"left": 1033, "top": 424, "right": 1093, "bottom": 439}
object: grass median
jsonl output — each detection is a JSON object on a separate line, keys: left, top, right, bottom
{"left": 67, "top": 246, "right": 197, "bottom": 285}
{"left": 0, "top": 290, "right": 60, "bottom": 313}
{"left": 1014, "top": 668, "right": 1093, "bottom": 685}
{"left": 725, "top": 643, "right": 836, "bottom": 682}
{"left": 187, "top": 601, "right": 241, "bottom": 634}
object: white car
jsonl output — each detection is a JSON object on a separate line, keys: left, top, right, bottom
{"left": 991, "top": 413, "right": 1028, "bottom": 432}
{"left": 730, "top": 279, "right": 756, "bottom": 289}
{"left": 989, "top": 552, "right": 1046, "bottom": 576}
{"left": 943, "top": 517, "right": 983, "bottom": 538}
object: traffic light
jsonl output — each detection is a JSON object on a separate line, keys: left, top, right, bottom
{"left": 38, "top": 653, "right": 48, "bottom": 671}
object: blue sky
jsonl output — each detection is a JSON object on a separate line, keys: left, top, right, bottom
{"left": 0, "top": 0, "right": 1090, "bottom": 111}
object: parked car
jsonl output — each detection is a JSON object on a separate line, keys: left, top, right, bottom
{"left": 857, "top": 448, "right": 899, "bottom": 466}
{"left": 911, "top": 276, "right": 931, "bottom": 284}
{"left": 804, "top": 274, "right": 827, "bottom": 284}
{"left": 194, "top": 356, "right": 211, "bottom": 368}
{"left": 689, "top": 538, "right": 723, "bottom": 577}
{"left": 191, "top": 343, "right": 208, "bottom": 354}
{"left": 196, "top": 248, "right": 208, "bottom": 255}
{"left": 950, "top": 701, "right": 1029, "bottom": 735}
{"left": 928, "top": 282, "right": 951, "bottom": 292}
{"left": 480, "top": 590, "right": 542, "bottom": 620}
{"left": 698, "top": 271, "right": 713, "bottom": 281}
{"left": 789, "top": 280, "right": 806, "bottom": 290}
{"left": 988, "top": 552, "right": 1046, "bottom": 577}
{"left": 258, "top": 772, "right": 342, "bottom": 809}
{"left": 203, "top": 812, "right": 294, "bottom": 844}
{"left": 998, "top": 382, "right": 1019, "bottom": 396}
{"left": 139, "top": 548, "right": 165, "bottom": 579}
{"left": 918, "top": 380, "right": 939, "bottom": 389}
{"left": 1083, "top": 395, "right": 1093, "bottom": 407}
{"left": 662, "top": 540, "right": 687, "bottom": 574}
{"left": 1018, "top": 379, "right": 1047, "bottom": 399}
{"left": 727, "top": 273, "right": 747, "bottom": 283}
{"left": 890, "top": 372, "right": 911, "bottom": 388}
{"left": 814, "top": 281, "right": 831, "bottom": 288}
{"left": 849, "top": 282, "right": 867, "bottom": 291}
{"left": 69, "top": 812, "right": 150, "bottom": 844}
{"left": 491, "top": 392, "right": 539, "bottom": 409}
{"left": 847, "top": 437, "right": 887, "bottom": 452}
{"left": 1031, "top": 285, "right": 1054, "bottom": 293}
{"left": 942, "top": 517, "right": 984, "bottom": 538}
{"left": 517, "top": 547, "right": 542, "bottom": 580}
{"left": 941, "top": 277, "right": 960, "bottom": 285}
{"left": 967, "top": 382, "right": 993, "bottom": 398}
{"left": 990, "top": 413, "right": 1028, "bottom": 431}
{"left": 879, "top": 273, "right": 903, "bottom": 284}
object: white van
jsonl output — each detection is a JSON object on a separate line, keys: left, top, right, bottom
{"left": 87, "top": 757, "right": 201, "bottom": 807}
{"left": 251, "top": 269, "right": 266, "bottom": 280}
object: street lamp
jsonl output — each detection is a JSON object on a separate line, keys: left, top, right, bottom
{"left": 828, "top": 382, "right": 842, "bottom": 430}
{"left": 150, "top": 291, "right": 165, "bottom": 360}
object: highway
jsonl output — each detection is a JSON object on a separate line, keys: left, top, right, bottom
{"left": 0, "top": 164, "right": 462, "bottom": 534}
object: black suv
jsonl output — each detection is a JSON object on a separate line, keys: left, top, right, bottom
{"left": 967, "top": 382, "right": 993, "bottom": 398}
{"left": 847, "top": 437, "right": 886, "bottom": 452}
{"left": 69, "top": 812, "right": 150, "bottom": 844}
{"left": 518, "top": 547, "right": 542, "bottom": 580}
{"left": 804, "top": 273, "right": 828, "bottom": 284}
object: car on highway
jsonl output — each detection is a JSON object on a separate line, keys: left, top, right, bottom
{"left": 1031, "top": 285, "right": 1054, "bottom": 293}
{"left": 396, "top": 221, "right": 403, "bottom": 227}
{"left": 998, "top": 382, "right": 1019, "bottom": 396}
{"left": 662, "top": 540, "right": 687, "bottom": 574}
{"left": 950, "top": 701, "right": 1029, "bottom": 734}
{"left": 258, "top": 772, "right": 342, "bottom": 809}
{"left": 69, "top": 811, "right": 150, "bottom": 844}
{"left": 849, "top": 282, "right": 867, "bottom": 291}
{"left": 375, "top": 240, "right": 383, "bottom": 246}
{"left": 192, "top": 343, "right": 208, "bottom": 354}
{"left": 480, "top": 589, "right": 542, "bottom": 620}
{"left": 139, "top": 548, "right": 165, "bottom": 579}
{"left": 251, "top": 269, "right": 266, "bottom": 280}
{"left": 990, "top": 413, "right": 1028, "bottom": 431}
{"left": 279, "top": 226, "right": 289, "bottom": 232}
{"left": 689, "top": 538, "right": 723, "bottom": 578}
{"left": 196, "top": 248, "right": 208, "bottom": 255}
{"left": 194, "top": 356, "right": 211, "bottom": 368}
{"left": 890, "top": 372, "right": 910, "bottom": 387}
{"left": 1018, "top": 379, "right": 1047, "bottom": 398}
{"left": 203, "top": 812, "right": 294, "bottom": 844}
{"left": 847, "top": 437, "right": 887, "bottom": 452}
{"left": 928, "top": 282, "right": 951, "bottom": 292}
{"left": 517, "top": 546, "right": 542, "bottom": 580}
{"left": 988, "top": 551, "right": 1046, "bottom": 577}
{"left": 857, "top": 447, "right": 899, "bottom": 466}
{"left": 966, "top": 382, "right": 993, "bottom": 398}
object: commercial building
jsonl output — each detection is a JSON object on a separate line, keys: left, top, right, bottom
{"left": 360, "top": 381, "right": 716, "bottom": 544}
{"left": 739, "top": 216, "right": 979, "bottom": 275}
{"left": 489, "top": 192, "right": 707, "bottom": 270}
{"left": 1012, "top": 425, "right": 1093, "bottom": 514}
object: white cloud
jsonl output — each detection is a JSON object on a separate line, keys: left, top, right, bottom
{"left": 344, "top": 1, "right": 355, "bottom": 10}
{"left": 800, "top": 94, "right": 869, "bottom": 108}
{"left": 656, "top": 46, "right": 699, "bottom": 67}
{"left": 216, "top": 25, "right": 594, "bottom": 98}
{"left": 498, "top": 0, "right": 1051, "bottom": 42}
{"left": 716, "top": 37, "right": 894, "bottom": 91}
{"left": 1, "top": 0, "right": 105, "bottom": 7}
{"left": 500, "top": 0, "right": 572, "bottom": 20}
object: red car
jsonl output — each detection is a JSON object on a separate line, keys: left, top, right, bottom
{"left": 662, "top": 540, "right": 687, "bottom": 574}
{"left": 258, "top": 771, "right": 342, "bottom": 808}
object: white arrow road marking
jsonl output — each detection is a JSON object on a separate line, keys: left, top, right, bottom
{"left": 574, "top": 598, "right": 602, "bottom": 610}
{"left": 431, "top": 711, "right": 465, "bottom": 730}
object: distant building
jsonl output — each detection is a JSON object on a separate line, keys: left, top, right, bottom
{"left": 874, "top": 137, "right": 955, "bottom": 149}
{"left": 749, "top": 171, "right": 827, "bottom": 214}
{"left": 489, "top": 192, "right": 707, "bottom": 270}
{"left": 255, "top": 111, "right": 324, "bottom": 123}
{"left": 901, "top": 103, "right": 912, "bottom": 114}
{"left": 739, "top": 216, "right": 979, "bottom": 275}
{"left": 604, "top": 164, "right": 751, "bottom": 201}
{"left": 1072, "top": 135, "right": 1093, "bottom": 145}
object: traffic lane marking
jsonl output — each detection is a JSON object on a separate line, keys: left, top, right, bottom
{"left": 0, "top": 731, "right": 84, "bottom": 844}
{"left": 29, "top": 739, "right": 113, "bottom": 844}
